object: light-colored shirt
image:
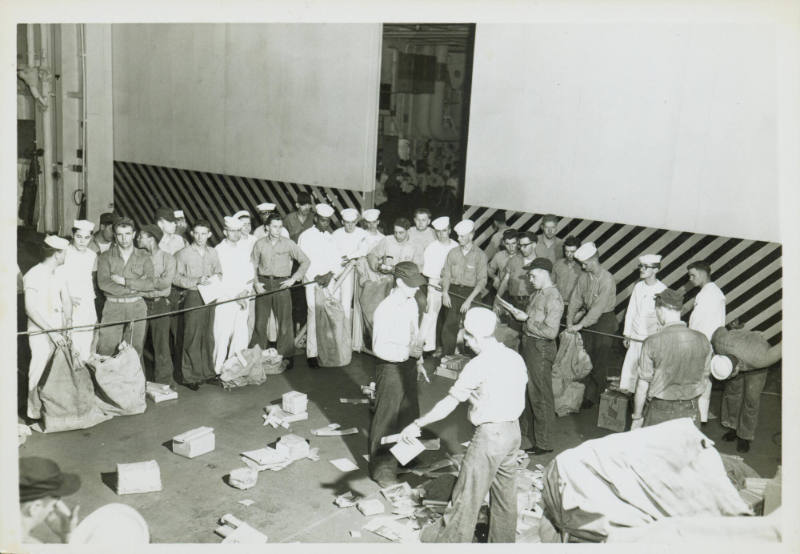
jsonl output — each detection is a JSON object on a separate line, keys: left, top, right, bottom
{"left": 356, "top": 231, "right": 387, "bottom": 282}
{"left": 97, "top": 245, "right": 155, "bottom": 298}
{"left": 367, "top": 236, "right": 416, "bottom": 271}
{"left": 639, "top": 322, "right": 712, "bottom": 400}
{"left": 442, "top": 244, "right": 488, "bottom": 290}
{"left": 689, "top": 282, "right": 726, "bottom": 341}
{"left": 173, "top": 244, "right": 222, "bottom": 290}
{"left": 215, "top": 239, "right": 256, "bottom": 299}
{"left": 284, "top": 211, "right": 315, "bottom": 243}
{"left": 503, "top": 254, "right": 535, "bottom": 297}
{"left": 623, "top": 279, "right": 667, "bottom": 340}
{"left": 58, "top": 244, "right": 96, "bottom": 302}
{"left": 448, "top": 339, "right": 528, "bottom": 426}
{"left": 552, "top": 258, "right": 580, "bottom": 305}
{"left": 372, "top": 288, "right": 420, "bottom": 363}
{"left": 297, "top": 226, "right": 341, "bottom": 280}
{"left": 24, "top": 263, "right": 67, "bottom": 331}
{"left": 251, "top": 236, "right": 310, "bottom": 280}
{"left": 332, "top": 226, "right": 369, "bottom": 260}
{"left": 488, "top": 250, "right": 513, "bottom": 289}
{"left": 534, "top": 236, "right": 563, "bottom": 263}
{"left": 253, "top": 225, "right": 290, "bottom": 241}
{"left": 407, "top": 227, "right": 436, "bottom": 269}
{"left": 567, "top": 268, "right": 617, "bottom": 327}
{"left": 88, "top": 233, "right": 112, "bottom": 254}
{"left": 422, "top": 239, "right": 458, "bottom": 282}
{"left": 141, "top": 249, "right": 176, "bottom": 298}
{"left": 158, "top": 233, "right": 187, "bottom": 256}
{"left": 524, "top": 285, "right": 564, "bottom": 340}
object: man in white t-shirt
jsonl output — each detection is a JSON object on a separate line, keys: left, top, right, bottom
{"left": 419, "top": 216, "right": 457, "bottom": 354}
{"left": 619, "top": 254, "right": 667, "bottom": 393}
{"left": 58, "top": 220, "right": 99, "bottom": 362}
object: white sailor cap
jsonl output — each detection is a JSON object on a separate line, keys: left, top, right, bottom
{"left": 257, "top": 202, "right": 276, "bottom": 213}
{"left": 223, "top": 216, "right": 244, "bottom": 231}
{"left": 68, "top": 503, "right": 149, "bottom": 545}
{"left": 463, "top": 307, "right": 497, "bottom": 338}
{"left": 73, "top": 219, "right": 95, "bottom": 232}
{"left": 431, "top": 216, "right": 450, "bottom": 231}
{"left": 362, "top": 208, "right": 380, "bottom": 223}
{"left": 341, "top": 208, "right": 359, "bottom": 222}
{"left": 710, "top": 354, "right": 734, "bottom": 380}
{"left": 453, "top": 219, "right": 475, "bottom": 236}
{"left": 233, "top": 210, "right": 251, "bottom": 220}
{"left": 574, "top": 242, "right": 598, "bottom": 262}
{"left": 315, "top": 203, "right": 334, "bottom": 218}
{"left": 174, "top": 210, "right": 185, "bottom": 219}
{"left": 44, "top": 235, "right": 70, "bottom": 250}
{"left": 639, "top": 254, "right": 662, "bottom": 266}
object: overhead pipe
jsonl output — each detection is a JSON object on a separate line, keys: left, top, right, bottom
{"left": 412, "top": 45, "right": 433, "bottom": 139}
{"left": 429, "top": 44, "right": 458, "bottom": 142}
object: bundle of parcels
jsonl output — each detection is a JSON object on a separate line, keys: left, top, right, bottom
{"left": 434, "top": 354, "right": 471, "bottom": 380}
{"left": 145, "top": 381, "right": 177, "bottom": 403}
{"left": 241, "top": 434, "right": 318, "bottom": 472}
{"left": 220, "top": 346, "right": 267, "bottom": 389}
{"left": 261, "top": 347, "right": 286, "bottom": 375}
{"left": 262, "top": 392, "right": 308, "bottom": 428}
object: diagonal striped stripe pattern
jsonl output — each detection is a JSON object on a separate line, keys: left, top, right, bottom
{"left": 464, "top": 205, "right": 782, "bottom": 346}
{"left": 113, "top": 161, "right": 781, "bottom": 346}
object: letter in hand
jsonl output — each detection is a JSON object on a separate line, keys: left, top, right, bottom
{"left": 399, "top": 422, "right": 421, "bottom": 445}
{"left": 197, "top": 275, "right": 211, "bottom": 287}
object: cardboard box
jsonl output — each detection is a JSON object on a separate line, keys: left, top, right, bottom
{"left": 172, "top": 426, "right": 215, "bottom": 458}
{"left": 597, "top": 389, "right": 628, "bottom": 432}
{"left": 282, "top": 391, "right": 308, "bottom": 415}
{"left": 117, "top": 460, "right": 162, "bottom": 495}
{"left": 276, "top": 433, "right": 310, "bottom": 461}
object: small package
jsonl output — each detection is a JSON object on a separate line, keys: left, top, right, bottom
{"left": 145, "top": 381, "right": 178, "bottom": 403}
{"left": 276, "top": 434, "right": 310, "bottom": 461}
{"left": 172, "top": 426, "right": 215, "bottom": 458}
{"left": 117, "top": 460, "right": 162, "bottom": 495}
{"left": 390, "top": 437, "right": 425, "bottom": 466}
{"left": 597, "top": 389, "right": 628, "bottom": 432}
{"left": 216, "top": 513, "right": 268, "bottom": 544}
{"left": 282, "top": 391, "right": 308, "bottom": 415}
{"left": 228, "top": 467, "right": 259, "bottom": 490}
{"left": 357, "top": 498, "right": 385, "bottom": 516}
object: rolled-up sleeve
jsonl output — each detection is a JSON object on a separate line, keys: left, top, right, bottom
{"left": 579, "top": 273, "right": 615, "bottom": 327}
{"left": 638, "top": 338, "right": 656, "bottom": 382}
{"left": 448, "top": 359, "right": 483, "bottom": 403}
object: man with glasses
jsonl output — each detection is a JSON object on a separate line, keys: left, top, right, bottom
{"left": 619, "top": 254, "right": 667, "bottom": 394}
{"left": 567, "top": 242, "right": 617, "bottom": 409}
{"left": 495, "top": 231, "right": 537, "bottom": 317}
{"left": 534, "top": 214, "right": 563, "bottom": 263}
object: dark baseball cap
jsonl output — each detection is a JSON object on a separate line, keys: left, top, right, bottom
{"left": 524, "top": 257, "right": 553, "bottom": 273}
{"left": 155, "top": 207, "right": 177, "bottom": 223}
{"left": 655, "top": 288, "right": 684, "bottom": 310}
{"left": 393, "top": 261, "right": 426, "bottom": 287}
{"left": 99, "top": 213, "right": 117, "bottom": 226}
{"left": 140, "top": 224, "right": 164, "bottom": 243}
{"left": 20, "top": 457, "right": 81, "bottom": 503}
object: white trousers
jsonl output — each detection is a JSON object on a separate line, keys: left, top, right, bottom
{"left": 699, "top": 378, "right": 712, "bottom": 422}
{"left": 247, "top": 297, "right": 256, "bottom": 342}
{"left": 619, "top": 340, "right": 643, "bottom": 393}
{"left": 305, "top": 283, "right": 341, "bottom": 358}
{"left": 420, "top": 286, "right": 443, "bottom": 352}
{"left": 71, "top": 298, "right": 97, "bottom": 363}
{"left": 28, "top": 333, "right": 55, "bottom": 418}
{"left": 213, "top": 301, "right": 250, "bottom": 373}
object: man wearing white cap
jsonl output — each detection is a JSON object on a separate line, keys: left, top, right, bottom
{"left": 366, "top": 217, "right": 416, "bottom": 274}
{"left": 408, "top": 208, "right": 436, "bottom": 269}
{"left": 297, "top": 203, "right": 343, "bottom": 367}
{"left": 253, "top": 202, "right": 291, "bottom": 240}
{"left": 212, "top": 216, "right": 256, "bottom": 374}
{"left": 619, "top": 254, "right": 667, "bottom": 394}
{"left": 355, "top": 208, "right": 385, "bottom": 284}
{"left": 332, "top": 208, "right": 368, "bottom": 349}
{"left": 23, "top": 235, "right": 72, "bottom": 419}
{"left": 567, "top": 242, "right": 617, "bottom": 409}
{"left": 232, "top": 209, "right": 259, "bottom": 340}
{"left": 419, "top": 216, "right": 457, "bottom": 354}
{"left": 441, "top": 220, "right": 488, "bottom": 355}
{"left": 58, "top": 220, "right": 99, "bottom": 362}
{"left": 399, "top": 308, "right": 527, "bottom": 543}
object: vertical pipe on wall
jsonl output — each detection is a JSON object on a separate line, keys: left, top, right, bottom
{"left": 40, "top": 24, "right": 57, "bottom": 232}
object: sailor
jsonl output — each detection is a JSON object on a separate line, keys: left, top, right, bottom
{"left": 59, "top": 220, "right": 99, "bottom": 362}
{"left": 419, "top": 216, "right": 458, "bottom": 355}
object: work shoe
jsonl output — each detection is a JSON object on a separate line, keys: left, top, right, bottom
{"left": 307, "top": 357, "right": 319, "bottom": 368}
{"left": 526, "top": 446, "right": 554, "bottom": 456}
{"left": 580, "top": 399, "right": 594, "bottom": 410}
{"left": 737, "top": 438, "right": 750, "bottom": 453}
{"left": 722, "top": 429, "right": 737, "bottom": 442}
{"left": 284, "top": 358, "right": 294, "bottom": 371}
{"left": 184, "top": 382, "right": 200, "bottom": 391}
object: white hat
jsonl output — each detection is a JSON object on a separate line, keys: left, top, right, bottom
{"left": 174, "top": 210, "right": 185, "bottom": 219}
{"left": 639, "top": 254, "right": 662, "bottom": 266}
{"left": 257, "top": 202, "right": 276, "bottom": 212}
{"left": 362, "top": 208, "right": 380, "bottom": 223}
{"left": 463, "top": 307, "right": 497, "bottom": 338}
{"left": 453, "top": 219, "right": 475, "bottom": 236}
{"left": 233, "top": 210, "right": 251, "bottom": 220}
{"left": 432, "top": 216, "right": 450, "bottom": 231}
{"left": 223, "top": 216, "right": 244, "bottom": 231}
{"left": 73, "top": 219, "right": 95, "bottom": 232}
{"left": 710, "top": 355, "right": 734, "bottom": 380}
{"left": 341, "top": 208, "right": 359, "bottom": 222}
{"left": 69, "top": 503, "right": 149, "bottom": 545}
{"left": 315, "top": 203, "right": 334, "bottom": 218}
{"left": 44, "top": 235, "right": 70, "bottom": 250}
{"left": 574, "top": 242, "right": 598, "bottom": 262}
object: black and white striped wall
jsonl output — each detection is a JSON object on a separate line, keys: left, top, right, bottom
{"left": 114, "top": 161, "right": 781, "bottom": 345}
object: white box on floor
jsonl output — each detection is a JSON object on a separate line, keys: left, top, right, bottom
{"left": 276, "top": 433, "right": 310, "bottom": 460}
{"left": 117, "top": 460, "right": 162, "bottom": 495}
{"left": 282, "top": 391, "right": 308, "bottom": 414}
{"left": 172, "top": 426, "right": 215, "bottom": 458}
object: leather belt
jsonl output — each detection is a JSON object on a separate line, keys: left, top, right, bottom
{"left": 106, "top": 296, "right": 143, "bottom": 303}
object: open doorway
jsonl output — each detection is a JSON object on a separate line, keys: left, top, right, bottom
{"left": 374, "top": 23, "right": 475, "bottom": 227}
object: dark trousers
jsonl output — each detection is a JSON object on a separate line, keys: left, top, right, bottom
{"left": 290, "top": 261, "right": 307, "bottom": 328}
{"left": 168, "top": 287, "right": 182, "bottom": 352}
{"left": 146, "top": 297, "right": 175, "bottom": 385}
{"left": 721, "top": 370, "right": 768, "bottom": 441}
{"left": 643, "top": 397, "right": 701, "bottom": 428}
{"left": 178, "top": 290, "right": 216, "bottom": 384}
{"left": 442, "top": 285, "right": 473, "bottom": 355}
{"left": 368, "top": 359, "right": 419, "bottom": 482}
{"left": 519, "top": 335, "right": 556, "bottom": 450}
{"left": 580, "top": 311, "right": 617, "bottom": 404}
{"left": 250, "top": 276, "right": 294, "bottom": 357}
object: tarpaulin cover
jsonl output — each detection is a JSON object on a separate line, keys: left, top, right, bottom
{"left": 542, "top": 418, "right": 752, "bottom": 542}
{"left": 316, "top": 287, "right": 352, "bottom": 367}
